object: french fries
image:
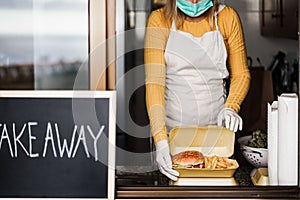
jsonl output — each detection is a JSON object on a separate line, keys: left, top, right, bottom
{"left": 204, "top": 156, "right": 235, "bottom": 169}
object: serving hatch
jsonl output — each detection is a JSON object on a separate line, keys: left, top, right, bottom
{"left": 169, "top": 126, "right": 239, "bottom": 178}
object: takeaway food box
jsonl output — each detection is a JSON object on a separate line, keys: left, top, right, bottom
{"left": 169, "top": 126, "right": 239, "bottom": 178}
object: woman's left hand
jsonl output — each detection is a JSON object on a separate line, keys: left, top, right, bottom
{"left": 217, "top": 108, "right": 243, "bottom": 132}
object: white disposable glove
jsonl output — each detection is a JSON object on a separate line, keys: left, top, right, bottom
{"left": 217, "top": 108, "right": 243, "bottom": 132}
{"left": 155, "top": 140, "right": 179, "bottom": 181}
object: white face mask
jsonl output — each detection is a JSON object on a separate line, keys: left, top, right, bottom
{"left": 176, "top": 0, "right": 213, "bottom": 17}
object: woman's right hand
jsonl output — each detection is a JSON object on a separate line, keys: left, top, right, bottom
{"left": 155, "top": 140, "right": 179, "bottom": 181}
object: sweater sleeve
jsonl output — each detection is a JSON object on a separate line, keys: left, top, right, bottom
{"left": 144, "top": 9, "right": 170, "bottom": 144}
{"left": 222, "top": 7, "right": 251, "bottom": 112}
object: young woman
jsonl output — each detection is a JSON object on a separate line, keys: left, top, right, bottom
{"left": 144, "top": 0, "right": 250, "bottom": 181}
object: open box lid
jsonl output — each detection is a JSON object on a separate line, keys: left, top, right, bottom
{"left": 169, "top": 126, "right": 235, "bottom": 158}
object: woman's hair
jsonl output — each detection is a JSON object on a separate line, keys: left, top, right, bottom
{"left": 163, "top": 0, "right": 220, "bottom": 29}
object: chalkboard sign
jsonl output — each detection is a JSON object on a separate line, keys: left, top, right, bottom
{"left": 0, "top": 91, "right": 116, "bottom": 199}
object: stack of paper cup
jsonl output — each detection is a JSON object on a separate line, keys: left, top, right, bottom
{"left": 267, "top": 101, "right": 278, "bottom": 185}
{"left": 278, "top": 94, "right": 298, "bottom": 185}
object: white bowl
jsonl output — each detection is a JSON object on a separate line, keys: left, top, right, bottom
{"left": 238, "top": 135, "right": 268, "bottom": 168}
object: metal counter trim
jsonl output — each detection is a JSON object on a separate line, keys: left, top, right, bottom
{"left": 116, "top": 186, "right": 299, "bottom": 199}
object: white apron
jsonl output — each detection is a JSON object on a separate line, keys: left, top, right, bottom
{"left": 164, "top": 5, "right": 229, "bottom": 131}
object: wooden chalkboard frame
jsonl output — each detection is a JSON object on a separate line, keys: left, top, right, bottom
{"left": 0, "top": 90, "right": 116, "bottom": 200}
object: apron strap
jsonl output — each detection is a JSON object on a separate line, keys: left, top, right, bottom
{"left": 171, "top": 21, "right": 177, "bottom": 30}
{"left": 214, "top": 13, "right": 219, "bottom": 30}
{"left": 214, "top": 4, "right": 226, "bottom": 31}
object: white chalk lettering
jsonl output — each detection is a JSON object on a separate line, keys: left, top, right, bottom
{"left": 43, "top": 122, "right": 57, "bottom": 157}
{"left": 87, "top": 125, "right": 105, "bottom": 161}
{"left": 72, "top": 125, "right": 90, "bottom": 158}
{"left": 0, "top": 122, "right": 107, "bottom": 160}
{"left": 0, "top": 124, "right": 14, "bottom": 157}
{"left": 55, "top": 123, "right": 76, "bottom": 158}
{"left": 12, "top": 123, "right": 29, "bottom": 157}
{"left": 28, "top": 122, "right": 39, "bottom": 158}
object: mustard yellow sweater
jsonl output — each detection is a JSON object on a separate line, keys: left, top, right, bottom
{"left": 144, "top": 6, "right": 250, "bottom": 144}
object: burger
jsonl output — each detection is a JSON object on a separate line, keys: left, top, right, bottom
{"left": 172, "top": 150, "right": 204, "bottom": 168}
